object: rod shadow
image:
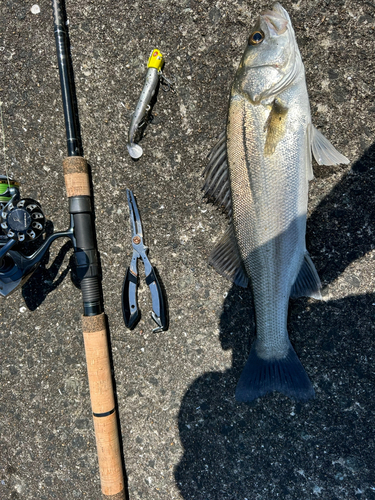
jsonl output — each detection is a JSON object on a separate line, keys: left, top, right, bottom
{"left": 174, "top": 143, "right": 375, "bottom": 499}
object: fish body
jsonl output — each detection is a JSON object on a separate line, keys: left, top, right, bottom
{"left": 204, "top": 3, "right": 349, "bottom": 401}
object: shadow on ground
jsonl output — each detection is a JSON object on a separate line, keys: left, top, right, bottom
{"left": 174, "top": 144, "right": 375, "bottom": 499}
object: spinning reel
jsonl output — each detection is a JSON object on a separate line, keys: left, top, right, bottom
{"left": 0, "top": 175, "right": 74, "bottom": 297}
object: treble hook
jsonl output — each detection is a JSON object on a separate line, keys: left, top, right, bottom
{"left": 160, "top": 73, "right": 176, "bottom": 93}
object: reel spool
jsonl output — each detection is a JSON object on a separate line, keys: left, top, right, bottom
{"left": 0, "top": 176, "right": 45, "bottom": 243}
{"left": 1, "top": 198, "right": 45, "bottom": 243}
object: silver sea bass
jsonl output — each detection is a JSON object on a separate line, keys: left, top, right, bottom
{"left": 203, "top": 3, "right": 349, "bottom": 402}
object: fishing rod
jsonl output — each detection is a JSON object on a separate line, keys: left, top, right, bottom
{"left": 51, "top": 0, "right": 126, "bottom": 497}
{"left": 0, "top": 1, "right": 126, "bottom": 498}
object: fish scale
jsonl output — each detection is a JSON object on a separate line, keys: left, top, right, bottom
{"left": 204, "top": 3, "right": 349, "bottom": 401}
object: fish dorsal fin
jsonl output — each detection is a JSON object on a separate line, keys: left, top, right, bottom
{"left": 209, "top": 225, "right": 249, "bottom": 288}
{"left": 290, "top": 251, "right": 322, "bottom": 300}
{"left": 264, "top": 98, "right": 289, "bottom": 155}
{"left": 203, "top": 131, "right": 233, "bottom": 218}
{"left": 309, "top": 124, "right": 350, "bottom": 166}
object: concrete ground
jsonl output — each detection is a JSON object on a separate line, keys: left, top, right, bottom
{"left": 1, "top": 0, "right": 375, "bottom": 498}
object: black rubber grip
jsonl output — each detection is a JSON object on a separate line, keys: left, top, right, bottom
{"left": 122, "top": 267, "right": 139, "bottom": 329}
{"left": 81, "top": 276, "right": 101, "bottom": 302}
{"left": 146, "top": 268, "right": 167, "bottom": 331}
{"left": 81, "top": 276, "right": 101, "bottom": 316}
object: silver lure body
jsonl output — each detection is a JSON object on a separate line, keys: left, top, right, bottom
{"left": 204, "top": 3, "right": 349, "bottom": 401}
{"left": 127, "top": 67, "right": 159, "bottom": 159}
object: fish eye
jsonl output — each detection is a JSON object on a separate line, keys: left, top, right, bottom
{"left": 249, "top": 30, "right": 265, "bottom": 45}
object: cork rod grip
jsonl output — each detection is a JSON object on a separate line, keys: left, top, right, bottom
{"left": 63, "top": 156, "right": 90, "bottom": 198}
{"left": 82, "top": 314, "right": 125, "bottom": 499}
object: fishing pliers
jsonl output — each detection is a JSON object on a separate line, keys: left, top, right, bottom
{"left": 122, "top": 189, "right": 167, "bottom": 332}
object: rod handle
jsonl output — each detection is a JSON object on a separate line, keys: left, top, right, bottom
{"left": 63, "top": 156, "right": 90, "bottom": 197}
{"left": 82, "top": 313, "right": 125, "bottom": 499}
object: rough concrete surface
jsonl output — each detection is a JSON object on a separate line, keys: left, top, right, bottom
{"left": 1, "top": 0, "right": 375, "bottom": 499}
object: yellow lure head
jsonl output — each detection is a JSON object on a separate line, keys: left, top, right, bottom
{"left": 147, "top": 49, "right": 164, "bottom": 72}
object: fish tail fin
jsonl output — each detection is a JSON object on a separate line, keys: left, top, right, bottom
{"left": 235, "top": 341, "right": 315, "bottom": 403}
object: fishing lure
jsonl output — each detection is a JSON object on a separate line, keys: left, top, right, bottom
{"left": 127, "top": 48, "right": 173, "bottom": 159}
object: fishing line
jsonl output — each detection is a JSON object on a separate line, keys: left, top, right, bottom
{"left": 0, "top": 100, "right": 10, "bottom": 188}
{"left": 0, "top": 101, "right": 17, "bottom": 204}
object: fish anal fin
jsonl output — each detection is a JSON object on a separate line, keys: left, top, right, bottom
{"left": 209, "top": 226, "right": 248, "bottom": 288}
{"left": 235, "top": 341, "right": 315, "bottom": 402}
{"left": 264, "top": 98, "right": 289, "bottom": 156}
{"left": 310, "top": 124, "right": 349, "bottom": 166}
{"left": 290, "top": 251, "right": 322, "bottom": 300}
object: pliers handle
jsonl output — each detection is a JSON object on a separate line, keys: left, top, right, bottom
{"left": 122, "top": 190, "right": 167, "bottom": 332}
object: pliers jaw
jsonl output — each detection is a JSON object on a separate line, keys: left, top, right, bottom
{"left": 122, "top": 259, "right": 167, "bottom": 332}
{"left": 122, "top": 190, "right": 167, "bottom": 332}
{"left": 144, "top": 266, "right": 167, "bottom": 332}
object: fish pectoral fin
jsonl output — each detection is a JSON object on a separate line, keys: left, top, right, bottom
{"left": 209, "top": 226, "right": 249, "bottom": 288}
{"left": 203, "top": 130, "right": 232, "bottom": 218}
{"left": 290, "top": 251, "right": 322, "bottom": 300}
{"left": 264, "top": 98, "right": 289, "bottom": 156}
{"left": 310, "top": 124, "right": 350, "bottom": 166}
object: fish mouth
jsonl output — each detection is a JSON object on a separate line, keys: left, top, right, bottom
{"left": 260, "top": 3, "right": 289, "bottom": 36}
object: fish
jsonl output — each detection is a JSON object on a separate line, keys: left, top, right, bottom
{"left": 203, "top": 3, "right": 349, "bottom": 402}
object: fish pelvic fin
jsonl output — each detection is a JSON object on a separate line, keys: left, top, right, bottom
{"left": 209, "top": 226, "right": 249, "bottom": 288}
{"left": 310, "top": 124, "right": 349, "bottom": 166}
{"left": 290, "top": 251, "right": 322, "bottom": 300}
{"left": 235, "top": 340, "right": 315, "bottom": 403}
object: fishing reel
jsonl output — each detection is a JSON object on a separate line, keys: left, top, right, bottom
{"left": 0, "top": 175, "right": 74, "bottom": 297}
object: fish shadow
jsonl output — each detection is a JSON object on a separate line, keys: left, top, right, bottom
{"left": 174, "top": 143, "right": 375, "bottom": 499}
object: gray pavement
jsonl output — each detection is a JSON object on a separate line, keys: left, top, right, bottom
{"left": 1, "top": 0, "right": 375, "bottom": 498}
